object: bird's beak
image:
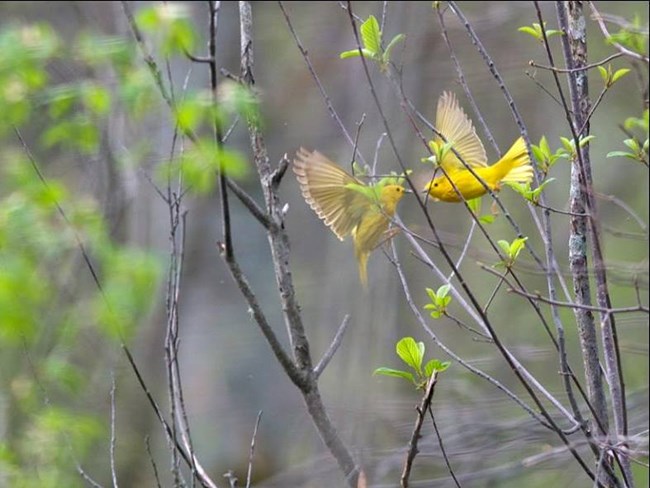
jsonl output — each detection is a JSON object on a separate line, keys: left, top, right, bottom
{"left": 404, "top": 188, "right": 413, "bottom": 194}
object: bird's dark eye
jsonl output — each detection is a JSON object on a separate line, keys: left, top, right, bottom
{"left": 434, "top": 183, "right": 439, "bottom": 187}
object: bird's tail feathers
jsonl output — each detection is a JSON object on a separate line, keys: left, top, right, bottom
{"left": 498, "top": 137, "right": 534, "bottom": 184}
{"left": 357, "top": 252, "right": 369, "bottom": 289}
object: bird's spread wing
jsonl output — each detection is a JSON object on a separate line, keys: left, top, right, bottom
{"left": 293, "top": 148, "right": 371, "bottom": 241}
{"left": 435, "top": 91, "right": 487, "bottom": 171}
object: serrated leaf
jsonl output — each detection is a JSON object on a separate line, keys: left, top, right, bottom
{"left": 373, "top": 367, "right": 415, "bottom": 383}
{"left": 360, "top": 15, "right": 382, "bottom": 55}
{"left": 396, "top": 337, "right": 423, "bottom": 372}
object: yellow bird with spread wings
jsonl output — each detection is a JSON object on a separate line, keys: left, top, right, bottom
{"left": 423, "top": 92, "right": 533, "bottom": 202}
{"left": 293, "top": 149, "right": 407, "bottom": 287}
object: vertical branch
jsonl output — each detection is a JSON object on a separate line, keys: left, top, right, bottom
{"left": 556, "top": 0, "right": 608, "bottom": 433}
{"left": 556, "top": 2, "right": 632, "bottom": 484}
{"left": 237, "top": 3, "right": 359, "bottom": 485}
{"left": 209, "top": 0, "right": 233, "bottom": 260}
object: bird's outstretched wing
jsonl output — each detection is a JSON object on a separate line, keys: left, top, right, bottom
{"left": 293, "top": 148, "right": 372, "bottom": 241}
{"left": 435, "top": 91, "right": 487, "bottom": 171}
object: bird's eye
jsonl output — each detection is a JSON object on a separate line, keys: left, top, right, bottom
{"left": 434, "top": 183, "right": 439, "bottom": 187}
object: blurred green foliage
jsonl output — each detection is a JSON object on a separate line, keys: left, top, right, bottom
{"left": 0, "top": 19, "right": 165, "bottom": 487}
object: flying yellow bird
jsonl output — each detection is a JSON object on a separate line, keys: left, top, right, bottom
{"left": 423, "top": 92, "right": 533, "bottom": 202}
{"left": 293, "top": 148, "right": 407, "bottom": 287}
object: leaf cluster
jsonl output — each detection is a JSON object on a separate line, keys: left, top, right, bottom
{"left": 340, "top": 15, "right": 405, "bottom": 72}
{"left": 374, "top": 337, "right": 450, "bottom": 389}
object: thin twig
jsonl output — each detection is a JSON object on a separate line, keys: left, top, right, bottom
{"left": 529, "top": 52, "right": 624, "bottom": 73}
{"left": 428, "top": 403, "right": 462, "bottom": 488}
{"left": 245, "top": 411, "right": 263, "bottom": 488}
{"left": 314, "top": 315, "right": 352, "bottom": 379}
{"left": 278, "top": 0, "right": 367, "bottom": 165}
{"left": 110, "top": 373, "right": 119, "bottom": 488}
{"left": 145, "top": 436, "right": 163, "bottom": 488}
{"left": 590, "top": 3, "right": 650, "bottom": 63}
{"left": 400, "top": 373, "right": 439, "bottom": 488}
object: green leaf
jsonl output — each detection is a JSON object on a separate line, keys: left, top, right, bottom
{"left": 539, "top": 135, "right": 550, "bottom": 157}
{"left": 425, "top": 287, "right": 437, "bottom": 302}
{"left": 560, "top": 136, "right": 573, "bottom": 153}
{"left": 518, "top": 26, "right": 541, "bottom": 41}
{"left": 480, "top": 214, "right": 496, "bottom": 224}
{"left": 466, "top": 196, "right": 481, "bottom": 216}
{"left": 437, "top": 284, "right": 451, "bottom": 298}
{"left": 396, "top": 337, "right": 423, "bottom": 373}
{"left": 340, "top": 49, "right": 361, "bottom": 59}
{"left": 81, "top": 83, "right": 111, "bottom": 116}
{"left": 509, "top": 236, "right": 528, "bottom": 260}
{"left": 597, "top": 65, "right": 609, "bottom": 83}
{"left": 497, "top": 239, "right": 511, "bottom": 255}
{"left": 530, "top": 145, "right": 544, "bottom": 165}
{"left": 373, "top": 367, "right": 415, "bottom": 384}
{"left": 578, "top": 135, "right": 595, "bottom": 147}
{"left": 623, "top": 138, "right": 640, "bottom": 152}
{"left": 424, "top": 359, "right": 451, "bottom": 377}
{"left": 360, "top": 15, "right": 382, "bottom": 55}
{"left": 612, "top": 68, "right": 631, "bottom": 84}
{"left": 606, "top": 150, "right": 636, "bottom": 160}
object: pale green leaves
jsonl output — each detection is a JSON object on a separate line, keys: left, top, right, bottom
{"left": 518, "top": 22, "right": 561, "bottom": 42}
{"left": 421, "top": 139, "right": 454, "bottom": 168}
{"left": 340, "top": 15, "right": 405, "bottom": 71}
{"left": 607, "top": 138, "right": 649, "bottom": 164}
{"left": 466, "top": 197, "right": 496, "bottom": 225}
{"left": 507, "top": 178, "right": 555, "bottom": 205}
{"left": 163, "top": 143, "right": 249, "bottom": 194}
{"left": 136, "top": 3, "right": 196, "bottom": 55}
{"left": 606, "top": 14, "right": 648, "bottom": 57}
{"left": 424, "top": 284, "right": 452, "bottom": 319}
{"left": 530, "top": 135, "right": 569, "bottom": 174}
{"left": 497, "top": 237, "right": 528, "bottom": 268}
{"left": 607, "top": 110, "right": 649, "bottom": 165}
{"left": 560, "top": 134, "right": 596, "bottom": 159}
{"left": 597, "top": 64, "right": 630, "bottom": 88}
{"left": 374, "top": 337, "right": 450, "bottom": 389}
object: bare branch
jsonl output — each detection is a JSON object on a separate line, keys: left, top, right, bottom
{"left": 314, "top": 315, "right": 352, "bottom": 379}
{"left": 245, "top": 411, "right": 263, "bottom": 488}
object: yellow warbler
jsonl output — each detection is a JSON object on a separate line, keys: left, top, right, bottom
{"left": 423, "top": 92, "right": 533, "bottom": 202}
{"left": 293, "top": 148, "right": 407, "bottom": 287}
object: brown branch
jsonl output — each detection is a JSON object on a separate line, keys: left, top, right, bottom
{"left": 529, "top": 52, "right": 623, "bottom": 72}
{"left": 401, "top": 373, "right": 439, "bottom": 488}
{"left": 235, "top": 3, "right": 360, "bottom": 485}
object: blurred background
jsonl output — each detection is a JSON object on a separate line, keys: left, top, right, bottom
{"left": 0, "top": 1, "right": 647, "bottom": 487}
